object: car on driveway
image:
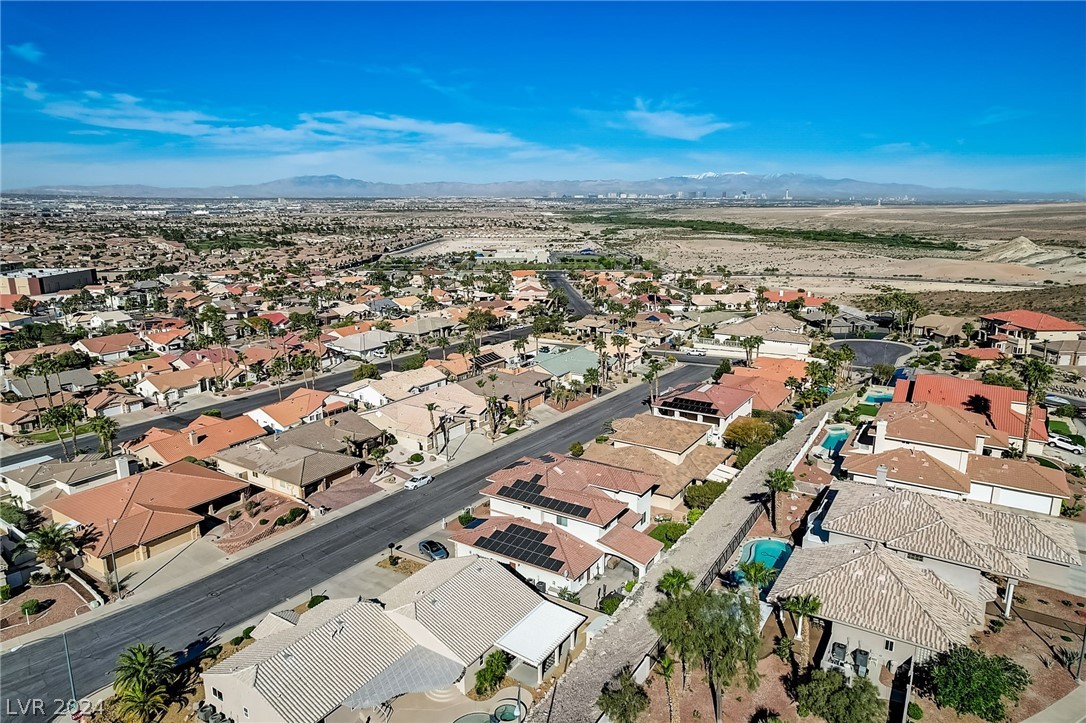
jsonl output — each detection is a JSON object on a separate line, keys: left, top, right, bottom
{"left": 418, "top": 540, "right": 449, "bottom": 560}
{"left": 404, "top": 474, "right": 434, "bottom": 490}
{"left": 1048, "top": 435, "right": 1085, "bottom": 455}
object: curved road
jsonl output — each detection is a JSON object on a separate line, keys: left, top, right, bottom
{"left": 0, "top": 364, "right": 710, "bottom": 722}
{"left": 829, "top": 338, "right": 914, "bottom": 369}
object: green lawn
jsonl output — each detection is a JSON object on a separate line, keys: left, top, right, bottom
{"left": 1048, "top": 421, "right": 1086, "bottom": 447}
{"left": 1031, "top": 456, "right": 1063, "bottom": 470}
{"left": 26, "top": 423, "right": 95, "bottom": 443}
{"left": 855, "top": 403, "right": 880, "bottom": 417}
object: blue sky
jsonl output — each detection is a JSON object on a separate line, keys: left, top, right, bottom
{"left": 2, "top": 1, "right": 1083, "bottom": 191}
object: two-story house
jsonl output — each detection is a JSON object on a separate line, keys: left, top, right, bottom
{"left": 652, "top": 381, "right": 754, "bottom": 438}
{"left": 979, "top": 309, "right": 1085, "bottom": 358}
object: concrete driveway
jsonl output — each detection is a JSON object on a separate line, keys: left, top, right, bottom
{"left": 830, "top": 339, "right": 914, "bottom": 368}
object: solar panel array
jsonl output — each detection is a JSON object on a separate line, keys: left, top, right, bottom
{"left": 475, "top": 523, "right": 565, "bottom": 572}
{"left": 661, "top": 397, "right": 717, "bottom": 415}
{"left": 496, "top": 477, "right": 592, "bottom": 519}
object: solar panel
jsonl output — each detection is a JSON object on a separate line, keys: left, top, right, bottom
{"left": 497, "top": 481, "right": 593, "bottom": 519}
{"left": 662, "top": 397, "right": 716, "bottom": 415}
{"left": 474, "top": 525, "right": 567, "bottom": 573}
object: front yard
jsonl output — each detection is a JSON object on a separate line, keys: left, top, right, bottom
{"left": 0, "top": 578, "right": 97, "bottom": 642}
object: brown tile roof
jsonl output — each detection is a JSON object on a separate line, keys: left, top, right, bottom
{"left": 876, "top": 401, "right": 1006, "bottom": 452}
{"left": 127, "top": 415, "right": 267, "bottom": 464}
{"left": 731, "top": 357, "right": 810, "bottom": 384}
{"left": 844, "top": 448, "right": 972, "bottom": 494}
{"left": 581, "top": 443, "right": 732, "bottom": 500}
{"left": 966, "top": 455, "right": 1071, "bottom": 499}
{"left": 44, "top": 461, "right": 246, "bottom": 557}
{"left": 608, "top": 413, "right": 710, "bottom": 454}
{"left": 76, "top": 332, "right": 145, "bottom": 356}
{"left": 716, "top": 374, "right": 791, "bottom": 411}
{"left": 598, "top": 524, "right": 663, "bottom": 566}
{"left": 654, "top": 382, "right": 755, "bottom": 419}
{"left": 253, "top": 388, "right": 330, "bottom": 428}
{"left": 451, "top": 517, "right": 603, "bottom": 579}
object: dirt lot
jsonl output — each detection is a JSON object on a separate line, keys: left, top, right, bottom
{"left": 906, "top": 283, "right": 1086, "bottom": 325}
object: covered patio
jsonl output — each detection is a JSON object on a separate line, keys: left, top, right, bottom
{"left": 496, "top": 601, "right": 585, "bottom": 686}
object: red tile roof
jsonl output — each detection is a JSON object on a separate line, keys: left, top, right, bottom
{"left": 981, "top": 310, "right": 1085, "bottom": 333}
{"left": 892, "top": 374, "right": 1048, "bottom": 442}
{"left": 451, "top": 517, "right": 603, "bottom": 579}
{"left": 599, "top": 524, "right": 663, "bottom": 566}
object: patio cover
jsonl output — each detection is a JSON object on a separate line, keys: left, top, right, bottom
{"left": 496, "top": 601, "right": 585, "bottom": 667}
{"left": 343, "top": 645, "right": 463, "bottom": 710}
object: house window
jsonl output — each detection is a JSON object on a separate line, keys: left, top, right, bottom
{"left": 906, "top": 552, "right": 923, "bottom": 562}
{"left": 884, "top": 640, "right": 895, "bottom": 652}
{"left": 556, "top": 516, "right": 568, "bottom": 527}
{"left": 212, "top": 689, "right": 223, "bottom": 701}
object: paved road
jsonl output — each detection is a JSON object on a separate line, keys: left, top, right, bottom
{"left": 2, "top": 327, "right": 531, "bottom": 468}
{"left": 544, "top": 271, "right": 595, "bottom": 317}
{"left": 829, "top": 338, "right": 914, "bottom": 369}
{"left": 0, "top": 364, "right": 711, "bottom": 722}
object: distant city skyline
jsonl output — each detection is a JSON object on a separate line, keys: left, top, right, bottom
{"left": 2, "top": 1, "right": 1084, "bottom": 192}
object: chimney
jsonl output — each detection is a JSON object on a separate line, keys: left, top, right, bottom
{"left": 115, "top": 456, "right": 137, "bottom": 479}
{"left": 873, "top": 419, "right": 888, "bottom": 453}
{"left": 324, "top": 417, "right": 335, "bottom": 427}
{"left": 875, "top": 464, "right": 889, "bottom": 486}
{"left": 975, "top": 434, "right": 985, "bottom": 455}
{"left": 188, "top": 431, "right": 199, "bottom": 446}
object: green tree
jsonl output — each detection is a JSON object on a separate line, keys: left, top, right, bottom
{"left": 113, "top": 642, "right": 177, "bottom": 695}
{"left": 920, "top": 645, "right": 1031, "bottom": 723}
{"left": 596, "top": 665, "right": 649, "bottom": 723}
{"left": 657, "top": 567, "right": 694, "bottom": 599}
{"left": 765, "top": 468, "right": 795, "bottom": 532}
{"left": 683, "top": 480, "right": 729, "bottom": 510}
{"left": 0, "top": 501, "right": 30, "bottom": 529}
{"left": 797, "top": 669, "right": 884, "bottom": 723}
{"left": 737, "top": 560, "right": 777, "bottom": 608}
{"left": 20, "top": 523, "right": 78, "bottom": 576}
{"left": 353, "top": 362, "right": 381, "bottom": 381}
{"left": 780, "top": 594, "right": 821, "bottom": 667}
{"left": 569, "top": 440, "right": 584, "bottom": 457}
{"left": 655, "top": 654, "right": 679, "bottom": 723}
{"left": 711, "top": 358, "right": 732, "bottom": 381}
{"left": 740, "top": 335, "right": 764, "bottom": 366}
{"left": 723, "top": 417, "right": 776, "bottom": 448}
{"left": 871, "top": 363, "right": 896, "bottom": 385}
{"left": 1018, "top": 358, "right": 1054, "bottom": 456}
{"left": 39, "top": 406, "right": 73, "bottom": 462}
{"left": 88, "top": 416, "right": 120, "bottom": 456}
{"left": 957, "top": 354, "right": 980, "bottom": 372}
{"left": 115, "top": 682, "right": 171, "bottom": 723}
{"left": 473, "top": 650, "right": 510, "bottom": 696}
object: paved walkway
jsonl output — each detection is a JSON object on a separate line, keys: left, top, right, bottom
{"left": 527, "top": 397, "right": 847, "bottom": 723}
{"left": 1022, "top": 684, "right": 1086, "bottom": 723}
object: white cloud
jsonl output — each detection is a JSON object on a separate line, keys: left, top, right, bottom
{"left": 624, "top": 99, "right": 734, "bottom": 141}
{"left": 973, "top": 106, "right": 1034, "bottom": 126}
{"left": 870, "top": 141, "right": 931, "bottom": 154}
{"left": 7, "top": 42, "right": 44, "bottom": 63}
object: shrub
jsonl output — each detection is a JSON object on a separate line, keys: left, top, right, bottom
{"left": 956, "top": 355, "right": 979, "bottom": 372}
{"left": 988, "top": 618, "right": 1005, "bottom": 633}
{"left": 399, "top": 353, "right": 427, "bottom": 371}
{"left": 687, "top": 508, "right": 704, "bottom": 525}
{"left": 0, "top": 585, "right": 11, "bottom": 601}
{"left": 752, "top": 409, "right": 795, "bottom": 438}
{"left": 21, "top": 599, "right": 41, "bottom": 616}
{"left": 307, "top": 595, "right": 328, "bottom": 609}
{"left": 274, "top": 507, "right": 307, "bottom": 527}
{"left": 907, "top": 701, "right": 924, "bottom": 720}
{"left": 599, "top": 595, "right": 623, "bottom": 615}
{"left": 711, "top": 359, "right": 732, "bottom": 381}
{"left": 204, "top": 409, "right": 222, "bottom": 417}
{"left": 557, "top": 588, "right": 581, "bottom": 605}
{"left": 735, "top": 444, "right": 765, "bottom": 469}
{"left": 683, "top": 480, "right": 729, "bottom": 510}
{"left": 408, "top": 453, "right": 424, "bottom": 464}
{"left": 259, "top": 519, "right": 269, "bottom": 525}
{"left": 229, "top": 636, "right": 245, "bottom": 646}
{"left": 569, "top": 441, "right": 584, "bottom": 457}
{"left": 242, "top": 625, "right": 256, "bottom": 639}
{"left": 0, "top": 501, "right": 30, "bottom": 529}
{"left": 595, "top": 435, "right": 609, "bottom": 444}
{"left": 649, "top": 521, "right": 689, "bottom": 550}
{"left": 203, "top": 645, "right": 223, "bottom": 659}
{"left": 474, "top": 650, "right": 510, "bottom": 696}
{"left": 353, "top": 362, "right": 381, "bottom": 381}
{"left": 228, "top": 511, "right": 241, "bottom": 521}
{"left": 724, "top": 417, "right": 776, "bottom": 448}
{"left": 457, "top": 510, "right": 474, "bottom": 526}
{"left": 624, "top": 579, "right": 636, "bottom": 593}
{"left": 918, "top": 645, "right": 1031, "bottom": 723}
{"left": 774, "top": 636, "right": 793, "bottom": 661}
{"left": 797, "top": 669, "right": 884, "bottom": 723}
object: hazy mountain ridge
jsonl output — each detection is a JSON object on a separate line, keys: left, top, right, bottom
{"left": 7, "top": 173, "right": 1082, "bottom": 201}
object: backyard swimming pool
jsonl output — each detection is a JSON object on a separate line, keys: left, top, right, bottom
{"left": 734, "top": 538, "right": 793, "bottom": 585}
{"left": 863, "top": 388, "right": 895, "bottom": 404}
{"left": 822, "top": 425, "right": 851, "bottom": 454}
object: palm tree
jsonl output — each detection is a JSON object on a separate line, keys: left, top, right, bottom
{"left": 780, "top": 594, "right": 822, "bottom": 667}
{"left": 740, "top": 335, "right": 763, "bottom": 367}
{"left": 737, "top": 560, "right": 778, "bottom": 607}
{"left": 386, "top": 338, "right": 405, "bottom": 372}
{"left": 115, "top": 681, "right": 171, "bottom": 723}
{"left": 63, "top": 402, "right": 86, "bottom": 456}
{"left": 593, "top": 334, "right": 609, "bottom": 385}
{"left": 655, "top": 654, "right": 680, "bottom": 723}
{"left": 657, "top": 567, "right": 694, "bottom": 598}
{"left": 644, "top": 357, "right": 666, "bottom": 401}
{"left": 1018, "top": 358, "right": 1054, "bottom": 456}
{"left": 764, "top": 468, "right": 795, "bottom": 532}
{"left": 613, "top": 334, "right": 631, "bottom": 377}
{"left": 40, "top": 406, "right": 72, "bottom": 461}
{"left": 433, "top": 334, "right": 450, "bottom": 361}
{"left": 88, "top": 416, "right": 121, "bottom": 456}
{"left": 97, "top": 369, "right": 119, "bottom": 386}
{"left": 113, "top": 643, "right": 176, "bottom": 693}
{"left": 268, "top": 357, "right": 288, "bottom": 401}
{"left": 21, "top": 523, "right": 78, "bottom": 576}
{"left": 12, "top": 363, "right": 44, "bottom": 434}
{"left": 425, "top": 402, "right": 440, "bottom": 454}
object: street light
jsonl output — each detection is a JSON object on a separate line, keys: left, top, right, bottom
{"left": 106, "top": 518, "right": 121, "bottom": 597}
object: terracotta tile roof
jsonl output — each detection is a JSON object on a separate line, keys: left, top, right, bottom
{"left": 126, "top": 415, "right": 267, "bottom": 464}
{"left": 75, "top": 332, "right": 145, "bottom": 356}
{"left": 451, "top": 517, "right": 603, "bottom": 579}
{"left": 44, "top": 460, "right": 246, "bottom": 557}
{"left": 876, "top": 401, "right": 1001, "bottom": 451}
{"left": 893, "top": 374, "right": 1048, "bottom": 442}
{"left": 966, "top": 455, "right": 1071, "bottom": 498}
{"left": 252, "top": 388, "right": 330, "bottom": 428}
{"left": 599, "top": 524, "right": 664, "bottom": 566}
{"left": 145, "top": 328, "right": 190, "bottom": 345}
{"left": 654, "top": 381, "right": 755, "bottom": 419}
{"left": 845, "top": 448, "right": 972, "bottom": 494}
{"left": 608, "top": 413, "right": 710, "bottom": 454}
{"left": 716, "top": 374, "right": 791, "bottom": 411}
{"left": 954, "top": 348, "right": 1004, "bottom": 360}
{"left": 981, "top": 309, "right": 1085, "bottom": 333}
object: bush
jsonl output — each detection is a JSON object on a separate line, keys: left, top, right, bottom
{"left": 0, "top": 501, "right": 30, "bottom": 529}
{"left": 229, "top": 511, "right": 241, "bottom": 521}
{"left": 457, "top": 510, "right": 474, "bottom": 526}
{"left": 649, "top": 521, "right": 689, "bottom": 550}
{"left": 474, "top": 650, "right": 510, "bottom": 696}
{"left": 353, "top": 362, "right": 381, "bottom": 381}
{"left": 988, "top": 617, "right": 1005, "bottom": 633}
{"left": 724, "top": 417, "right": 776, "bottom": 448}
{"left": 557, "top": 588, "right": 581, "bottom": 605}
{"left": 599, "top": 594, "right": 624, "bottom": 615}
{"left": 307, "top": 595, "right": 328, "bottom": 609}
{"left": 907, "top": 702, "right": 923, "bottom": 720}
{"left": 752, "top": 409, "right": 794, "bottom": 438}
{"left": 711, "top": 359, "right": 732, "bottom": 381}
{"left": 399, "top": 353, "right": 427, "bottom": 371}
{"left": 229, "top": 636, "right": 245, "bottom": 646}
{"left": 686, "top": 508, "right": 703, "bottom": 525}
{"left": 408, "top": 453, "right": 424, "bottom": 464}
{"left": 0, "top": 585, "right": 11, "bottom": 601}
{"left": 683, "top": 480, "right": 729, "bottom": 510}
{"left": 259, "top": 519, "right": 269, "bottom": 525}
{"left": 774, "top": 636, "right": 793, "bottom": 661}
{"left": 242, "top": 625, "right": 256, "bottom": 639}
{"left": 203, "top": 645, "right": 223, "bottom": 659}
{"left": 624, "top": 579, "right": 636, "bottom": 593}
{"left": 595, "top": 435, "right": 609, "bottom": 444}
{"left": 204, "top": 409, "right": 222, "bottom": 417}
{"left": 735, "top": 444, "right": 765, "bottom": 469}
{"left": 274, "top": 507, "right": 307, "bottom": 527}
{"left": 569, "top": 441, "right": 584, "bottom": 457}
{"left": 21, "top": 599, "right": 41, "bottom": 616}
{"left": 918, "top": 645, "right": 1031, "bottom": 723}
{"left": 956, "top": 355, "right": 979, "bottom": 372}
{"left": 797, "top": 669, "right": 884, "bottom": 723}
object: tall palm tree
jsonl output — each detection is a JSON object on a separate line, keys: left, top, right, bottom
{"left": 113, "top": 643, "right": 176, "bottom": 695}
{"left": 63, "top": 402, "right": 86, "bottom": 457}
{"left": 655, "top": 654, "right": 680, "bottom": 723}
{"left": 425, "top": 402, "right": 440, "bottom": 454}
{"left": 764, "top": 468, "right": 796, "bottom": 532}
{"left": 21, "top": 523, "right": 78, "bottom": 576}
{"left": 657, "top": 567, "right": 694, "bottom": 598}
{"left": 592, "top": 334, "right": 609, "bottom": 385}
{"left": 737, "top": 560, "right": 778, "bottom": 607}
{"left": 115, "top": 681, "right": 171, "bottom": 723}
{"left": 12, "top": 363, "right": 44, "bottom": 434}
{"left": 613, "top": 334, "right": 630, "bottom": 377}
{"left": 740, "top": 336, "right": 764, "bottom": 367}
{"left": 386, "top": 338, "right": 405, "bottom": 373}
{"left": 89, "top": 416, "right": 121, "bottom": 456}
{"left": 1018, "top": 358, "right": 1054, "bottom": 457}
{"left": 780, "top": 594, "right": 822, "bottom": 667}
{"left": 40, "top": 406, "right": 72, "bottom": 461}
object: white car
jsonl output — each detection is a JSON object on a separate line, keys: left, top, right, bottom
{"left": 1048, "top": 436, "right": 1085, "bottom": 455}
{"left": 403, "top": 474, "right": 434, "bottom": 490}
{"left": 685, "top": 349, "right": 707, "bottom": 357}
{"left": 371, "top": 348, "right": 388, "bottom": 358}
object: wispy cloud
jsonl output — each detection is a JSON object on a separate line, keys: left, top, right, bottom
{"left": 624, "top": 99, "right": 734, "bottom": 141}
{"left": 7, "top": 42, "right": 44, "bottom": 63}
{"left": 870, "top": 141, "right": 931, "bottom": 154}
{"left": 972, "top": 106, "right": 1034, "bottom": 126}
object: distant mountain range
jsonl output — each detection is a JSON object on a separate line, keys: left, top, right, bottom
{"left": 7, "top": 173, "right": 1082, "bottom": 201}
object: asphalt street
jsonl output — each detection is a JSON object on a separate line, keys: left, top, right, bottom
{"left": 0, "top": 363, "right": 711, "bottom": 722}
{"left": 1, "top": 327, "right": 531, "bottom": 468}
{"left": 544, "top": 271, "right": 595, "bottom": 317}
{"left": 829, "top": 338, "right": 915, "bottom": 369}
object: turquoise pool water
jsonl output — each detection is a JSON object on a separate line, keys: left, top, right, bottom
{"left": 735, "top": 539, "right": 793, "bottom": 585}
{"left": 822, "top": 426, "right": 850, "bottom": 453}
{"left": 452, "top": 715, "right": 491, "bottom": 723}
{"left": 864, "top": 392, "right": 894, "bottom": 404}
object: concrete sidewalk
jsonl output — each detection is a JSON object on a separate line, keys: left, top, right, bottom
{"left": 1022, "top": 684, "right": 1085, "bottom": 723}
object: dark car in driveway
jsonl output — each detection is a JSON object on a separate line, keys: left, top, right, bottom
{"left": 418, "top": 540, "right": 449, "bottom": 560}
